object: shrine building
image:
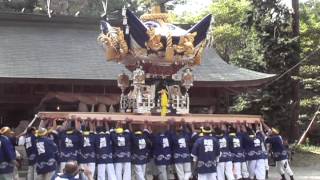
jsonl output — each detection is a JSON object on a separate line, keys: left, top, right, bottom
{"left": 0, "top": 13, "right": 275, "bottom": 127}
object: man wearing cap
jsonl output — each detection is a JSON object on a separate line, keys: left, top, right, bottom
{"left": 78, "top": 120, "right": 97, "bottom": 179}
{"left": 35, "top": 128, "right": 59, "bottom": 180}
{"left": 228, "top": 124, "right": 249, "bottom": 180}
{"left": 19, "top": 127, "right": 38, "bottom": 180}
{"left": 214, "top": 123, "right": 234, "bottom": 180}
{"left": 241, "top": 124, "right": 265, "bottom": 180}
{"left": 255, "top": 123, "right": 270, "bottom": 179}
{"left": 130, "top": 121, "right": 152, "bottom": 180}
{"left": 110, "top": 120, "right": 132, "bottom": 180}
{"left": 1, "top": 126, "right": 20, "bottom": 180}
{"left": 191, "top": 125, "right": 220, "bottom": 180}
{"left": 151, "top": 121, "right": 173, "bottom": 180}
{"left": 0, "top": 127, "right": 17, "bottom": 180}
{"left": 262, "top": 122, "right": 294, "bottom": 180}
{"left": 95, "top": 120, "right": 116, "bottom": 180}
{"left": 169, "top": 120, "right": 192, "bottom": 180}
{"left": 58, "top": 120, "right": 81, "bottom": 172}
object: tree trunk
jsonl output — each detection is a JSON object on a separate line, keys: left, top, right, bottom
{"left": 290, "top": 0, "right": 300, "bottom": 141}
{"left": 292, "top": 0, "right": 300, "bottom": 36}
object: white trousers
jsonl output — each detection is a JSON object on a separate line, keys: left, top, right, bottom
{"left": 217, "top": 161, "right": 235, "bottom": 180}
{"left": 13, "top": 166, "right": 19, "bottom": 180}
{"left": 156, "top": 165, "right": 168, "bottom": 180}
{"left": 233, "top": 162, "right": 249, "bottom": 179}
{"left": 174, "top": 162, "right": 192, "bottom": 180}
{"left": 97, "top": 163, "right": 117, "bottom": 180}
{"left": 264, "top": 158, "right": 269, "bottom": 171}
{"left": 248, "top": 160, "right": 265, "bottom": 180}
{"left": 133, "top": 164, "right": 147, "bottom": 180}
{"left": 80, "top": 163, "right": 96, "bottom": 179}
{"left": 36, "top": 171, "right": 54, "bottom": 180}
{"left": 146, "top": 160, "right": 157, "bottom": 180}
{"left": 27, "top": 165, "right": 37, "bottom": 180}
{"left": 115, "top": 162, "right": 131, "bottom": 180}
{"left": 276, "top": 160, "right": 293, "bottom": 176}
{"left": 198, "top": 173, "right": 217, "bottom": 180}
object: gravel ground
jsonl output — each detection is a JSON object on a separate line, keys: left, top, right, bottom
{"left": 17, "top": 150, "right": 320, "bottom": 180}
{"left": 269, "top": 151, "right": 320, "bottom": 180}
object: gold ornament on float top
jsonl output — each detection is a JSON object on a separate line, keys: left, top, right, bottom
{"left": 145, "top": 28, "right": 163, "bottom": 52}
{"left": 174, "top": 32, "right": 197, "bottom": 57}
{"left": 97, "top": 27, "right": 129, "bottom": 60}
{"left": 140, "top": 6, "right": 169, "bottom": 24}
{"left": 117, "top": 28, "right": 128, "bottom": 56}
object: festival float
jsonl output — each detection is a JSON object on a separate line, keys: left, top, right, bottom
{"left": 97, "top": 5, "right": 211, "bottom": 116}
{"left": 37, "top": 3, "right": 264, "bottom": 124}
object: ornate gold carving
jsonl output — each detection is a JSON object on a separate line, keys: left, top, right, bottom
{"left": 98, "top": 33, "right": 120, "bottom": 60}
{"left": 117, "top": 28, "right": 128, "bottom": 56}
{"left": 97, "top": 28, "right": 129, "bottom": 60}
{"left": 145, "top": 28, "right": 163, "bottom": 52}
{"left": 165, "top": 33, "right": 174, "bottom": 62}
{"left": 174, "top": 32, "right": 197, "bottom": 57}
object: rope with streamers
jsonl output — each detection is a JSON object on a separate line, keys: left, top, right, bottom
{"left": 101, "top": 0, "right": 108, "bottom": 18}
{"left": 165, "top": 33, "right": 174, "bottom": 62}
{"left": 46, "top": 0, "right": 51, "bottom": 18}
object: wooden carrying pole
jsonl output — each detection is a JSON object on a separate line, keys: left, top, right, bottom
{"left": 297, "top": 105, "right": 320, "bottom": 145}
{"left": 37, "top": 112, "right": 263, "bottom": 124}
{"left": 21, "top": 114, "right": 38, "bottom": 134}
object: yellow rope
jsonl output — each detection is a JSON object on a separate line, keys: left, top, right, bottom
{"left": 165, "top": 33, "right": 174, "bottom": 62}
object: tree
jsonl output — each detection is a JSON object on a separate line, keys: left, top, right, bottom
{"left": 207, "top": 0, "right": 251, "bottom": 62}
{"left": 235, "top": 0, "right": 300, "bottom": 140}
{"left": 298, "top": 0, "right": 320, "bottom": 144}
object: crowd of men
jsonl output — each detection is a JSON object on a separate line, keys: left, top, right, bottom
{"left": 0, "top": 118, "right": 295, "bottom": 180}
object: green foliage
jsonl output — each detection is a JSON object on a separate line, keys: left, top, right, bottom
{"left": 137, "top": 0, "right": 184, "bottom": 13}
{"left": 208, "top": 0, "right": 250, "bottom": 62}
{"left": 230, "top": 32, "right": 266, "bottom": 72}
{"left": 209, "top": 0, "right": 250, "bottom": 25}
{"left": 173, "top": 0, "right": 252, "bottom": 62}
{"left": 245, "top": 0, "right": 299, "bottom": 73}
{"left": 295, "top": 144, "right": 320, "bottom": 154}
{"left": 300, "top": 65, "right": 320, "bottom": 78}
{"left": 300, "top": 0, "right": 320, "bottom": 57}
{"left": 302, "top": 78, "right": 320, "bottom": 91}
{"left": 229, "top": 0, "right": 301, "bottom": 136}
{"left": 297, "top": 0, "right": 320, "bottom": 142}
{"left": 128, "top": 0, "right": 319, "bottom": 142}
{"left": 300, "top": 97, "right": 320, "bottom": 109}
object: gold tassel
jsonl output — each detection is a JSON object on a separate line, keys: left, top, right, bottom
{"left": 117, "top": 28, "right": 128, "bottom": 57}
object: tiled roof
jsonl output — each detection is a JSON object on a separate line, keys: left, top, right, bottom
{"left": 0, "top": 13, "right": 275, "bottom": 87}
